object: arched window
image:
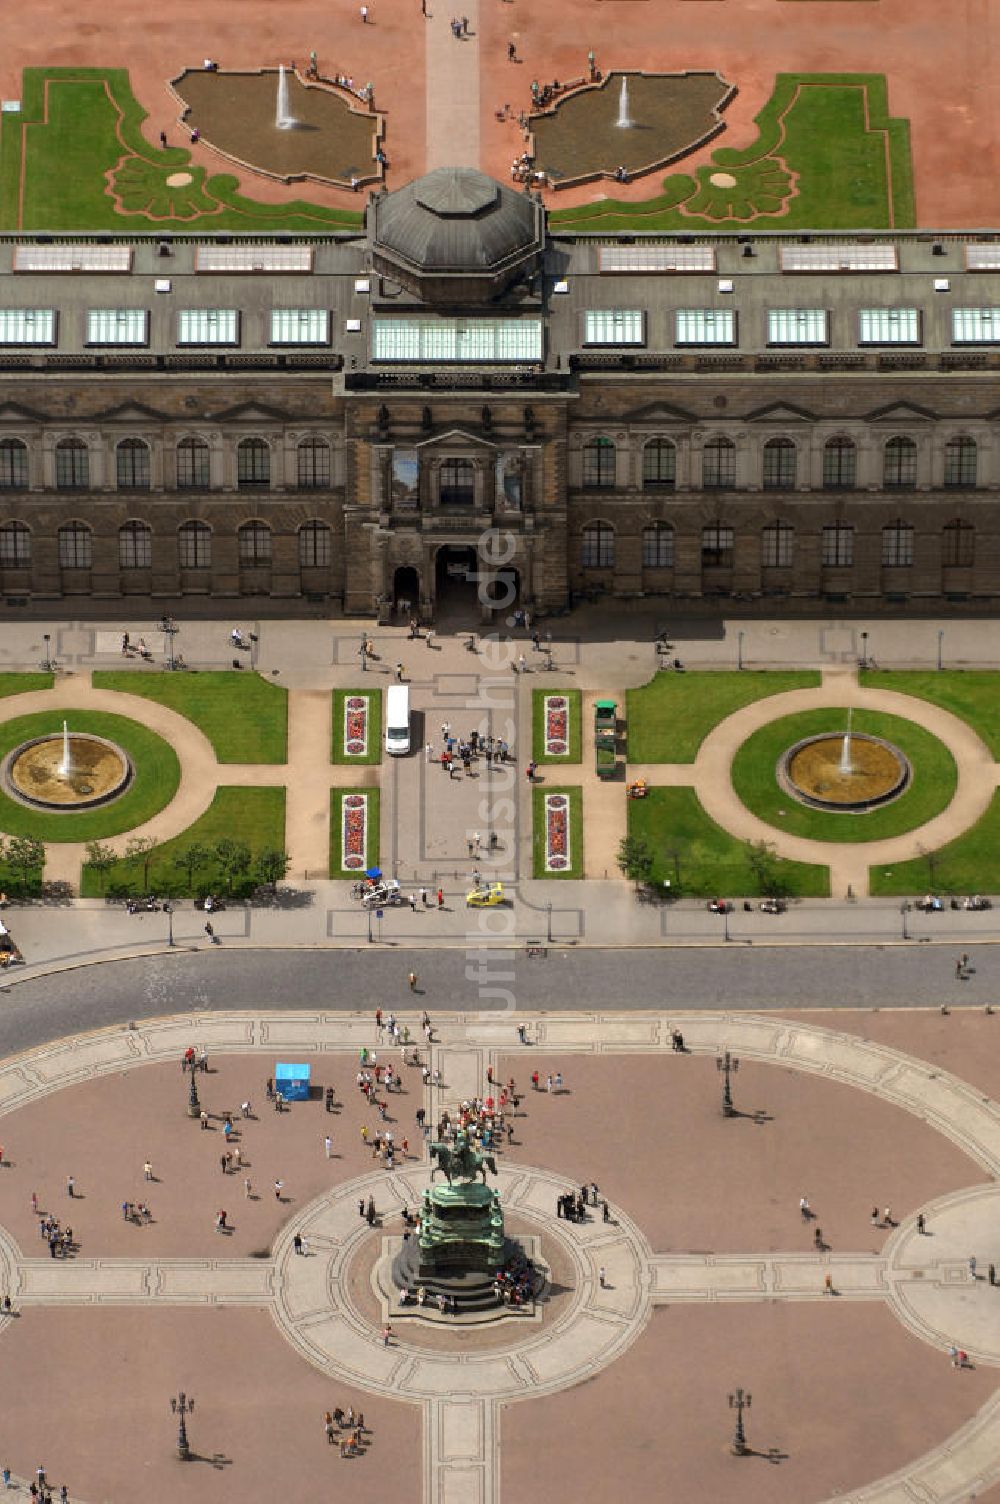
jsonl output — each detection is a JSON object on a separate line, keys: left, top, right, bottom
{"left": 822, "top": 521, "right": 854, "bottom": 567}
{"left": 178, "top": 520, "right": 211, "bottom": 569}
{"left": 942, "top": 519, "right": 975, "bottom": 568}
{"left": 0, "top": 521, "right": 31, "bottom": 565}
{"left": 238, "top": 520, "right": 272, "bottom": 566}
{"left": 299, "top": 520, "right": 331, "bottom": 567}
{"left": 439, "top": 459, "right": 474, "bottom": 506}
{"left": 701, "top": 524, "right": 734, "bottom": 568}
{"left": 882, "top": 520, "right": 914, "bottom": 567}
{"left": 297, "top": 436, "right": 331, "bottom": 490}
{"left": 119, "top": 520, "right": 152, "bottom": 569}
{"left": 177, "top": 436, "right": 210, "bottom": 490}
{"left": 0, "top": 439, "right": 28, "bottom": 489}
{"left": 762, "top": 437, "right": 796, "bottom": 491}
{"left": 642, "top": 438, "right": 676, "bottom": 490}
{"left": 823, "top": 436, "right": 856, "bottom": 490}
{"left": 581, "top": 521, "right": 615, "bottom": 568}
{"left": 582, "top": 436, "right": 616, "bottom": 489}
{"left": 58, "top": 521, "right": 92, "bottom": 569}
{"left": 642, "top": 522, "right": 674, "bottom": 569}
{"left": 55, "top": 437, "right": 89, "bottom": 490}
{"left": 237, "top": 438, "right": 270, "bottom": 488}
{"left": 762, "top": 521, "right": 794, "bottom": 569}
{"left": 944, "top": 436, "right": 977, "bottom": 488}
{"left": 884, "top": 436, "right": 917, "bottom": 489}
{"left": 116, "top": 437, "right": 150, "bottom": 490}
{"left": 702, "top": 436, "right": 735, "bottom": 490}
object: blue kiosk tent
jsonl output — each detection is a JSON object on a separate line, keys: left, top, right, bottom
{"left": 275, "top": 1062, "right": 311, "bottom": 1102}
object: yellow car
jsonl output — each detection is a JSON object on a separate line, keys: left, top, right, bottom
{"left": 466, "top": 882, "right": 506, "bottom": 908}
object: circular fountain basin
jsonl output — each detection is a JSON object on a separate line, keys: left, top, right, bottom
{"left": 2, "top": 734, "right": 133, "bottom": 810}
{"left": 780, "top": 733, "right": 910, "bottom": 812}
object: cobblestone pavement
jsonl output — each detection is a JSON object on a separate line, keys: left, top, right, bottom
{"left": 2, "top": 1010, "right": 1000, "bottom": 1501}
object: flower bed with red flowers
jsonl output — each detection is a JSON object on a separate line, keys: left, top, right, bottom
{"left": 344, "top": 694, "right": 369, "bottom": 757}
{"left": 544, "top": 694, "right": 569, "bottom": 756}
{"left": 545, "top": 793, "right": 570, "bottom": 871}
{"left": 341, "top": 793, "right": 367, "bottom": 870}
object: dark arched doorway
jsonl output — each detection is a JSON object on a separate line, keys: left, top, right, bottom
{"left": 393, "top": 565, "right": 420, "bottom": 615}
{"left": 483, "top": 567, "right": 521, "bottom": 615}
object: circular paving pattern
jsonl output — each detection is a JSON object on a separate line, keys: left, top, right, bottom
{"left": 0, "top": 709, "right": 180, "bottom": 840}
{"left": 729, "top": 706, "right": 957, "bottom": 842}
{"left": 273, "top": 1163, "right": 652, "bottom": 1400}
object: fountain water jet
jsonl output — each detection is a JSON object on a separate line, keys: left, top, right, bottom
{"left": 275, "top": 65, "right": 299, "bottom": 130}
{"left": 838, "top": 707, "right": 854, "bottom": 777}
{"left": 57, "top": 719, "right": 73, "bottom": 779}
{"left": 615, "top": 75, "right": 634, "bottom": 130}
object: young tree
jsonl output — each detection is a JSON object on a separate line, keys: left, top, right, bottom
{"left": 616, "top": 835, "right": 654, "bottom": 888}
{"left": 255, "top": 848, "right": 291, "bottom": 889}
{"left": 124, "top": 835, "right": 159, "bottom": 892}
{"left": 215, "top": 838, "right": 251, "bottom": 895}
{"left": 172, "top": 841, "right": 210, "bottom": 893}
{"left": 744, "top": 838, "right": 785, "bottom": 897}
{"left": 6, "top": 835, "right": 45, "bottom": 895}
{"left": 85, "top": 841, "right": 120, "bottom": 893}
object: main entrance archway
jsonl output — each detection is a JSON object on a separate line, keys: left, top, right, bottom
{"left": 434, "top": 545, "right": 481, "bottom": 623}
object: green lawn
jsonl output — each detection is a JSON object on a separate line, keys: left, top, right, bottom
{"left": 532, "top": 785, "right": 584, "bottom": 879}
{"left": 0, "top": 711, "right": 180, "bottom": 842}
{"left": 861, "top": 671, "right": 1000, "bottom": 759}
{"left": 79, "top": 786, "right": 285, "bottom": 896}
{"left": 731, "top": 708, "right": 957, "bottom": 842}
{"left": 871, "top": 791, "right": 1000, "bottom": 897}
{"left": 332, "top": 690, "right": 382, "bottom": 766}
{"left": 531, "top": 688, "right": 582, "bottom": 764}
{"left": 626, "top": 671, "right": 820, "bottom": 763}
{"left": 550, "top": 74, "right": 913, "bottom": 233}
{"left": 330, "top": 787, "right": 381, "bottom": 878}
{"left": 2, "top": 69, "right": 363, "bottom": 231}
{"left": 0, "top": 674, "right": 53, "bottom": 699}
{"left": 629, "top": 786, "right": 830, "bottom": 898}
{"left": 93, "top": 672, "right": 287, "bottom": 763}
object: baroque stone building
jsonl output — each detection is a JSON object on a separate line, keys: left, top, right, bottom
{"left": 0, "top": 166, "right": 998, "bottom": 620}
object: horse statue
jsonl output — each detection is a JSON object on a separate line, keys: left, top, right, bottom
{"left": 429, "top": 1130, "right": 498, "bottom": 1185}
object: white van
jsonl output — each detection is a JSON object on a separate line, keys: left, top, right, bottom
{"left": 385, "top": 684, "right": 411, "bottom": 756}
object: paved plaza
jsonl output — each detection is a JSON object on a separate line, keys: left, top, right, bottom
{"left": 1, "top": 1008, "right": 1000, "bottom": 1501}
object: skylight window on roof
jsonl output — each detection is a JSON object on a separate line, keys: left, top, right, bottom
{"left": 767, "top": 308, "right": 828, "bottom": 346}
{"left": 965, "top": 245, "right": 1000, "bottom": 271}
{"left": 14, "top": 245, "right": 132, "bottom": 272}
{"left": 371, "top": 317, "right": 542, "bottom": 363}
{"left": 583, "top": 309, "right": 644, "bottom": 346}
{"left": 0, "top": 309, "right": 56, "bottom": 345}
{"left": 270, "top": 309, "right": 330, "bottom": 345}
{"left": 86, "top": 308, "right": 148, "bottom": 345}
{"left": 196, "top": 245, "right": 313, "bottom": 273}
{"left": 780, "top": 245, "right": 897, "bottom": 272}
{"left": 858, "top": 308, "right": 920, "bottom": 345}
{"left": 952, "top": 307, "right": 1000, "bottom": 344}
{"left": 598, "top": 245, "right": 715, "bottom": 273}
{"left": 674, "top": 309, "right": 736, "bottom": 346}
{"left": 177, "top": 309, "right": 239, "bottom": 345}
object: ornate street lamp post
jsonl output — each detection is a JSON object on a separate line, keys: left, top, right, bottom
{"left": 717, "top": 1050, "right": 739, "bottom": 1117}
{"left": 170, "top": 1391, "right": 195, "bottom": 1460}
{"left": 186, "top": 1059, "right": 201, "bottom": 1118}
{"left": 729, "top": 1387, "right": 751, "bottom": 1455}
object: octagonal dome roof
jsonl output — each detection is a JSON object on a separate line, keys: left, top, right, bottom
{"left": 370, "top": 167, "right": 542, "bottom": 277}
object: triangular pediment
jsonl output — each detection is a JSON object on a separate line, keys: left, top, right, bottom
{"left": 415, "top": 427, "right": 498, "bottom": 451}
{"left": 621, "top": 400, "right": 697, "bottom": 424}
{"left": 746, "top": 401, "right": 816, "bottom": 422}
{"left": 865, "top": 400, "right": 937, "bottom": 422}
{"left": 93, "top": 400, "right": 169, "bottom": 423}
{"left": 211, "top": 400, "right": 292, "bottom": 423}
{"left": 0, "top": 400, "right": 47, "bottom": 424}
